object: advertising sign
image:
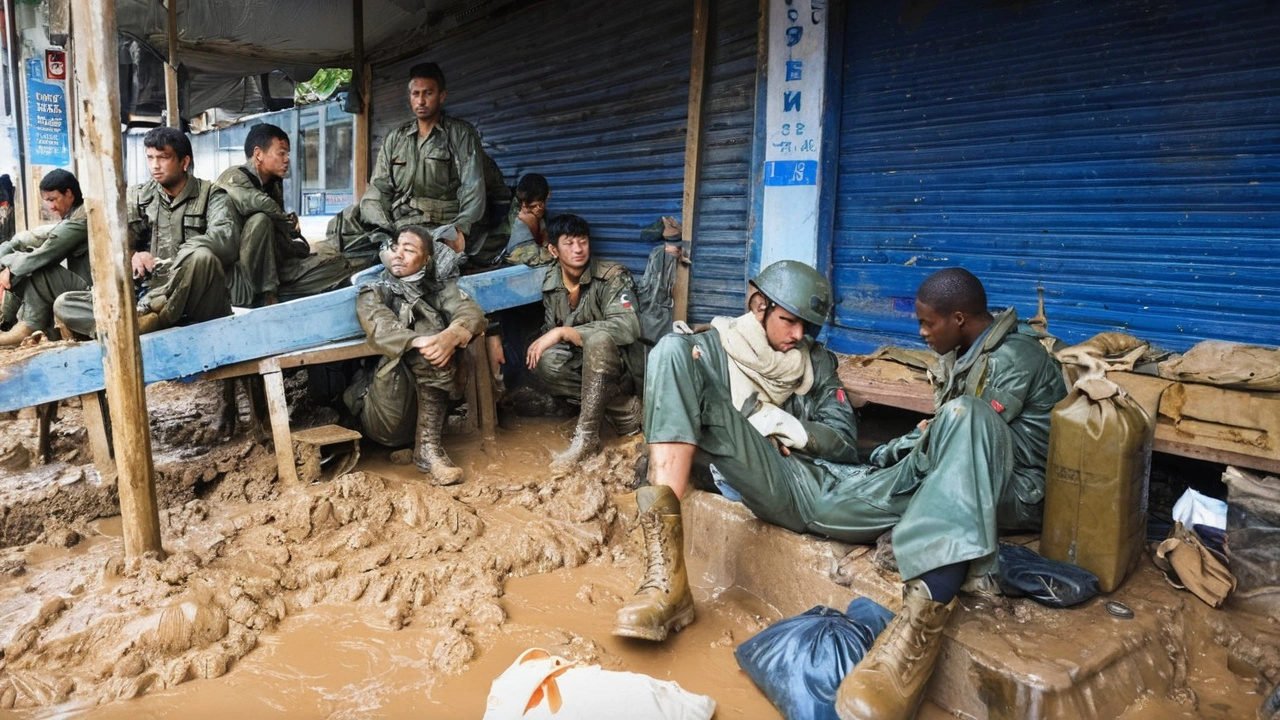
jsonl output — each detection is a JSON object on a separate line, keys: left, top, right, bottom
{"left": 25, "top": 58, "right": 71, "bottom": 167}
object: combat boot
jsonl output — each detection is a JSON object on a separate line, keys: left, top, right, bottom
{"left": 550, "top": 374, "right": 608, "bottom": 472}
{"left": 612, "top": 485, "right": 695, "bottom": 641}
{"left": 135, "top": 312, "right": 165, "bottom": 335}
{"left": 835, "top": 578, "right": 956, "bottom": 720}
{"left": 414, "top": 385, "right": 463, "bottom": 485}
{"left": 606, "top": 394, "right": 644, "bottom": 436}
{"left": 0, "top": 321, "right": 36, "bottom": 347}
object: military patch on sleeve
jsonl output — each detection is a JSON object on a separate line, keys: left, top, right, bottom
{"left": 619, "top": 292, "right": 632, "bottom": 309}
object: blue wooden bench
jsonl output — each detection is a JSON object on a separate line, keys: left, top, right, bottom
{"left": 0, "top": 264, "right": 546, "bottom": 481}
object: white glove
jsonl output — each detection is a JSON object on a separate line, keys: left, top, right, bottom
{"left": 748, "top": 403, "right": 809, "bottom": 449}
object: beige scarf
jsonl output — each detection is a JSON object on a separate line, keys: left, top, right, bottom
{"left": 711, "top": 313, "right": 814, "bottom": 411}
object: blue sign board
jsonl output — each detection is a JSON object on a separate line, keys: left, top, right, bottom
{"left": 25, "top": 59, "right": 70, "bottom": 167}
{"left": 763, "top": 160, "right": 818, "bottom": 186}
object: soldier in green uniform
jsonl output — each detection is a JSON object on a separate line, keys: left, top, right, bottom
{"left": 327, "top": 62, "right": 485, "bottom": 270}
{"left": 526, "top": 214, "right": 642, "bottom": 471}
{"left": 216, "top": 123, "right": 351, "bottom": 306}
{"left": 0, "top": 169, "right": 89, "bottom": 345}
{"left": 54, "top": 127, "right": 234, "bottom": 336}
{"left": 344, "top": 224, "right": 486, "bottom": 485}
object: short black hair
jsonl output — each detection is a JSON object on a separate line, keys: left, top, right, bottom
{"left": 547, "top": 214, "right": 590, "bottom": 246}
{"left": 39, "top": 168, "right": 81, "bottom": 204}
{"left": 244, "top": 123, "right": 289, "bottom": 158}
{"left": 916, "top": 267, "right": 988, "bottom": 316}
{"left": 394, "top": 224, "right": 438, "bottom": 278}
{"left": 514, "top": 173, "right": 549, "bottom": 204}
{"left": 144, "top": 126, "right": 193, "bottom": 163}
{"left": 408, "top": 62, "right": 447, "bottom": 92}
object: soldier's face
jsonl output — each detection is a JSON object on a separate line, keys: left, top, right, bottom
{"left": 255, "top": 138, "right": 291, "bottom": 182}
{"left": 409, "top": 78, "right": 446, "bottom": 123}
{"left": 915, "top": 300, "right": 964, "bottom": 355}
{"left": 40, "top": 189, "right": 74, "bottom": 218}
{"left": 549, "top": 234, "right": 590, "bottom": 272}
{"left": 761, "top": 304, "right": 806, "bottom": 353}
{"left": 388, "top": 232, "right": 428, "bottom": 277}
{"left": 146, "top": 145, "right": 190, "bottom": 192}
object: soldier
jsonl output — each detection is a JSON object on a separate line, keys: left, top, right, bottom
{"left": 344, "top": 224, "right": 486, "bottom": 485}
{"left": 500, "top": 172, "right": 555, "bottom": 267}
{"left": 54, "top": 127, "right": 234, "bottom": 336}
{"left": 526, "top": 214, "right": 642, "bottom": 471}
{"left": 216, "top": 123, "right": 351, "bottom": 306}
{"left": 0, "top": 169, "right": 88, "bottom": 346}
{"left": 327, "top": 62, "right": 485, "bottom": 270}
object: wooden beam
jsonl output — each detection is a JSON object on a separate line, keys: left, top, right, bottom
{"left": 165, "top": 0, "right": 179, "bottom": 127}
{"left": 675, "top": 0, "right": 711, "bottom": 322}
{"left": 70, "top": 0, "right": 163, "bottom": 557}
{"left": 352, "top": 0, "right": 370, "bottom": 198}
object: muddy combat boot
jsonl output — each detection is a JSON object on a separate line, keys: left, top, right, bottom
{"left": 835, "top": 579, "right": 956, "bottom": 720}
{"left": 0, "top": 321, "right": 36, "bottom": 347}
{"left": 135, "top": 312, "right": 165, "bottom": 335}
{"left": 414, "top": 385, "right": 463, "bottom": 485}
{"left": 606, "top": 394, "right": 644, "bottom": 436}
{"left": 550, "top": 375, "right": 610, "bottom": 472}
{"left": 612, "top": 485, "right": 695, "bottom": 641}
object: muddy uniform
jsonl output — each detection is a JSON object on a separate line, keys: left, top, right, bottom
{"left": 216, "top": 163, "right": 351, "bottom": 306}
{"left": 328, "top": 116, "right": 486, "bottom": 269}
{"left": 533, "top": 259, "right": 641, "bottom": 401}
{"left": 55, "top": 177, "right": 234, "bottom": 336}
{"left": 344, "top": 270, "right": 486, "bottom": 447}
{"left": 0, "top": 204, "right": 89, "bottom": 333}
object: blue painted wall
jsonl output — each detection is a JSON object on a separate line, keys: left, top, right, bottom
{"left": 830, "top": 0, "right": 1280, "bottom": 354}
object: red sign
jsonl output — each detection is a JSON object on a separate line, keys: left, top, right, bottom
{"left": 45, "top": 50, "right": 65, "bottom": 80}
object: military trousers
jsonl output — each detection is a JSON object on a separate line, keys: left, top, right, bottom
{"left": 644, "top": 332, "right": 1037, "bottom": 582}
{"left": 344, "top": 351, "right": 458, "bottom": 448}
{"left": 532, "top": 331, "right": 626, "bottom": 400}
{"left": 55, "top": 245, "right": 230, "bottom": 337}
{"left": 12, "top": 264, "right": 88, "bottom": 332}
{"left": 229, "top": 213, "right": 351, "bottom": 306}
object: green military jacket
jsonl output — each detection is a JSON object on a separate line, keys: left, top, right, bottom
{"left": 0, "top": 203, "right": 90, "bottom": 282}
{"left": 874, "top": 308, "right": 1067, "bottom": 506}
{"left": 541, "top": 258, "right": 640, "bottom": 348}
{"left": 360, "top": 115, "right": 486, "bottom": 236}
{"left": 215, "top": 162, "right": 309, "bottom": 257}
{"left": 356, "top": 269, "right": 487, "bottom": 365}
{"left": 128, "top": 176, "right": 237, "bottom": 267}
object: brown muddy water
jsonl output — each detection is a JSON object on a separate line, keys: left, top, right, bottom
{"left": 0, "top": 383, "right": 1274, "bottom": 720}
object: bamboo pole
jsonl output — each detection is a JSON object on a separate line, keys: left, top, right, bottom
{"left": 675, "top": 0, "right": 711, "bottom": 322}
{"left": 70, "top": 0, "right": 164, "bottom": 557}
{"left": 165, "top": 0, "right": 179, "bottom": 127}
{"left": 352, "top": 0, "right": 370, "bottom": 198}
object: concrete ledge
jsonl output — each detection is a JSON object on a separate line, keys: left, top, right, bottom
{"left": 683, "top": 490, "right": 1183, "bottom": 719}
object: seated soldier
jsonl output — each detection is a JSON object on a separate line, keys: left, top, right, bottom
{"left": 55, "top": 126, "right": 234, "bottom": 337}
{"left": 216, "top": 123, "right": 350, "bottom": 306}
{"left": 344, "top": 225, "right": 486, "bottom": 485}
{"left": 0, "top": 169, "right": 89, "bottom": 346}
{"left": 501, "top": 173, "right": 554, "bottom": 267}
{"left": 525, "top": 214, "right": 642, "bottom": 471}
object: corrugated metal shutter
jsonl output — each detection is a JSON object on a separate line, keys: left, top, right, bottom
{"left": 369, "top": 1, "right": 692, "bottom": 273}
{"left": 688, "top": 0, "right": 762, "bottom": 322}
{"left": 831, "top": 0, "right": 1280, "bottom": 354}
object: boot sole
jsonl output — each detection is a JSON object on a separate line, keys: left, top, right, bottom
{"left": 610, "top": 603, "right": 696, "bottom": 642}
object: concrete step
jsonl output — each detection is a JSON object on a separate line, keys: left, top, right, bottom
{"left": 682, "top": 490, "right": 1191, "bottom": 719}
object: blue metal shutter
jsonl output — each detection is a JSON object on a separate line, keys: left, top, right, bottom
{"left": 830, "top": 0, "right": 1280, "bottom": 354}
{"left": 688, "top": 0, "right": 762, "bottom": 323}
{"left": 370, "top": 1, "right": 692, "bottom": 273}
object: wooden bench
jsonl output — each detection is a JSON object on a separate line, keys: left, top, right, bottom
{"left": 837, "top": 356, "right": 1280, "bottom": 475}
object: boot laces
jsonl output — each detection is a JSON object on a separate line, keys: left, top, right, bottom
{"left": 637, "top": 512, "right": 670, "bottom": 593}
{"left": 874, "top": 608, "right": 935, "bottom": 681}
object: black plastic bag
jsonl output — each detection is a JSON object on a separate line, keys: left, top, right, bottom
{"left": 998, "top": 543, "right": 1102, "bottom": 608}
{"left": 734, "top": 598, "right": 893, "bottom": 720}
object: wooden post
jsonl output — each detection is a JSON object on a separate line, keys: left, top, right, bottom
{"left": 70, "top": 0, "right": 164, "bottom": 557}
{"left": 675, "top": 0, "right": 711, "bottom": 322}
{"left": 352, "top": 0, "right": 371, "bottom": 198}
{"left": 165, "top": 0, "right": 179, "bottom": 127}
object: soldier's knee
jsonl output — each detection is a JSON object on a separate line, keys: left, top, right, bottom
{"left": 186, "top": 246, "right": 220, "bottom": 269}
{"left": 936, "top": 395, "right": 1001, "bottom": 427}
{"left": 242, "top": 213, "right": 273, "bottom": 237}
{"left": 649, "top": 333, "right": 693, "bottom": 371}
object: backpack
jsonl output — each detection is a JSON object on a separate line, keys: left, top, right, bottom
{"left": 633, "top": 241, "right": 681, "bottom": 346}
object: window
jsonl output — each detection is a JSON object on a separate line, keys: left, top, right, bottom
{"left": 325, "top": 120, "right": 352, "bottom": 189}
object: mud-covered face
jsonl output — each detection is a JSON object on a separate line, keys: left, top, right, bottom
{"left": 40, "top": 188, "right": 74, "bottom": 218}
{"left": 548, "top": 234, "right": 590, "bottom": 273}
{"left": 388, "top": 232, "right": 429, "bottom": 278}
{"left": 915, "top": 299, "right": 965, "bottom": 355}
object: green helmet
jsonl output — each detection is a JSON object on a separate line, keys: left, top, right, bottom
{"left": 751, "top": 260, "right": 833, "bottom": 326}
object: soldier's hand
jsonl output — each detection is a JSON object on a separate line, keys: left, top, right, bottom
{"left": 414, "top": 331, "right": 461, "bottom": 368}
{"left": 0, "top": 267, "right": 9, "bottom": 292}
{"left": 525, "top": 329, "right": 562, "bottom": 370}
{"left": 131, "top": 251, "right": 157, "bottom": 279}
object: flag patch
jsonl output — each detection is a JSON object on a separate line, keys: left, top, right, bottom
{"left": 620, "top": 293, "right": 632, "bottom": 309}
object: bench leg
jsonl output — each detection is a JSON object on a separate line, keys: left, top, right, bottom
{"left": 472, "top": 336, "right": 498, "bottom": 446}
{"left": 262, "top": 369, "right": 299, "bottom": 485}
{"left": 81, "top": 391, "right": 115, "bottom": 482}
{"left": 35, "top": 401, "right": 57, "bottom": 464}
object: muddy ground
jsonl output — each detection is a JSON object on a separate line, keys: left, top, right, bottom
{"left": 0, "top": 376, "right": 1274, "bottom": 718}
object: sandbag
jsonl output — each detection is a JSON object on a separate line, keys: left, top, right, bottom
{"left": 997, "top": 543, "right": 1102, "bottom": 608}
{"left": 1159, "top": 340, "right": 1280, "bottom": 391}
{"left": 482, "top": 648, "right": 715, "bottom": 720}
{"left": 734, "top": 598, "right": 893, "bottom": 720}
{"left": 1154, "top": 521, "right": 1236, "bottom": 608}
{"left": 1224, "top": 466, "right": 1280, "bottom": 607}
